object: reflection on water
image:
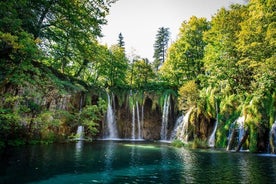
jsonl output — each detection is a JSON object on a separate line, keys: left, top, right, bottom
{"left": 75, "top": 140, "right": 83, "bottom": 159}
{"left": 0, "top": 141, "right": 276, "bottom": 183}
{"left": 103, "top": 141, "right": 115, "bottom": 183}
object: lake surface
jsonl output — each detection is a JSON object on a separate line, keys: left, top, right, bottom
{"left": 0, "top": 140, "right": 276, "bottom": 184}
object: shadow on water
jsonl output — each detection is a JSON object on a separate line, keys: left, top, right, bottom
{"left": 0, "top": 141, "right": 276, "bottom": 183}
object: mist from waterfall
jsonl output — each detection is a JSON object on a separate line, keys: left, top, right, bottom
{"left": 160, "top": 95, "right": 170, "bottom": 140}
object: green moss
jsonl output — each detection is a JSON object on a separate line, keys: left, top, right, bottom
{"left": 249, "top": 124, "right": 258, "bottom": 152}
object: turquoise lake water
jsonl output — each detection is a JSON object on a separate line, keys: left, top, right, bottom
{"left": 0, "top": 140, "right": 276, "bottom": 183}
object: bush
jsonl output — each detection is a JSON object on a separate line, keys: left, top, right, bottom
{"left": 191, "top": 138, "right": 208, "bottom": 149}
{"left": 171, "top": 139, "right": 185, "bottom": 148}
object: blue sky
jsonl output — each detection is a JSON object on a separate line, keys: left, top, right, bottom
{"left": 101, "top": 0, "right": 247, "bottom": 61}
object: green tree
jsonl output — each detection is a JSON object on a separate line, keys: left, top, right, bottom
{"left": 117, "top": 32, "right": 125, "bottom": 50}
{"left": 0, "top": 0, "right": 114, "bottom": 82}
{"left": 153, "top": 27, "right": 170, "bottom": 70}
{"left": 237, "top": 0, "right": 276, "bottom": 95}
{"left": 160, "top": 16, "right": 209, "bottom": 87}
{"left": 94, "top": 45, "right": 128, "bottom": 88}
{"left": 127, "top": 58, "right": 155, "bottom": 89}
{"left": 203, "top": 4, "right": 246, "bottom": 93}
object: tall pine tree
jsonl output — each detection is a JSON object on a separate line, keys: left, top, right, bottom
{"left": 118, "top": 32, "right": 125, "bottom": 50}
{"left": 153, "top": 27, "right": 170, "bottom": 70}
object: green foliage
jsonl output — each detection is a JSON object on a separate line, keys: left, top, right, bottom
{"left": 93, "top": 45, "right": 128, "bottom": 88}
{"left": 78, "top": 98, "right": 106, "bottom": 136}
{"left": 171, "top": 139, "right": 185, "bottom": 148}
{"left": 191, "top": 138, "right": 208, "bottom": 149}
{"left": 0, "top": 0, "right": 275, "bottom": 153}
{"left": 178, "top": 80, "right": 199, "bottom": 111}
{"left": 127, "top": 58, "right": 156, "bottom": 89}
{"left": 203, "top": 5, "right": 246, "bottom": 93}
{"left": 249, "top": 124, "right": 258, "bottom": 152}
{"left": 160, "top": 16, "right": 209, "bottom": 87}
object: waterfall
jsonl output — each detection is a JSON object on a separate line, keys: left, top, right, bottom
{"left": 170, "top": 115, "right": 184, "bottom": 140}
{"left": 76, "top": 95, "right": 84, "bottom": 140}
{"left": 76, "top": 125, "right": 84, "bottom": 140}
{"left": 270, "top": 121, "right": 276, "bottom": 153}
{"left": 226, "top": 121, "right": 236, "bottom": 151}
{"left": 160, "top": 95, "right": 171, "bottom": 140}
{"left": 208, "top": 101, "right": 219, "bottom": 147}
{"left": 106, "top": 93, "right": 118, "bottom": 139}
{"left": 177, "top": 108, "right": 193, "bottom": 143}
{"left": 208, "top": 121, "right": 218, "bottom": 147}
{"left": 136, "top": 102, "right": 142, "bottom": 139}
{"left": 141, "top": 105, "right": 144, "bottom": 139}
{"left": 131, "top": 104, "right": 135, "bottom": 139}
{"left": 237, "top": 116, "right": 245, "bottom": 144}
{"left": 226, "top": 116, "right": 245, "bottom": 151}
{"left": 131, "top": 101, "right": 143, "bottom": 140}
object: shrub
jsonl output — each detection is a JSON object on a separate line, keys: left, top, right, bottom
{"left": 171, "top": 139, "right": 185, "bottom": 148}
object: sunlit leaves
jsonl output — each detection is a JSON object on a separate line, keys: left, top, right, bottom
{"left": 160, "top": 16, "right": 209, "bottom": 88}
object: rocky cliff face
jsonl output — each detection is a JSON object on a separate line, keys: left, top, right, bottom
{"left": 99, "top": 93, "right": 177, "bottom": 140}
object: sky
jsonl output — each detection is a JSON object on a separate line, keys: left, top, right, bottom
{"left": 100, "top": 0, "right": 247, "bottom": 61}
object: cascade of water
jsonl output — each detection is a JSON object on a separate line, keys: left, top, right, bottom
{"left": 141, "top": 104, "right": 144, "bottom": 139}
{"left": 170, "top": 115, "right": 184, "bottom": 140}
{"left": 226, "top": 116, "right": 245, "bottom": 151}
{"left": 106, "top": 93, "right": 118, "bottom": 139}
{"left": 270, "top": 121, "right": 276, "bottom": 153}
{"left": 76, "top": 95, "right": 84, "bottom": 140}
{"left": 177, "top": 108, "right": 193, "bottom": 143}
{"left": 132, "top": 104, "right": 135, "bottom": 139}
{"left": 226, "top": 121, "right": 236, "bottom": 151}
{"left": 237, "top": 116, "right": 245, "bottom": 143}
{"left": 160, "top": 95, "right": 171, "bottom": 140}
{"left": 136, "top": 102, "right": 142, "bottom": 139}
{"left": 76, "top": 125, "right": 84, "bottom": 140}
{"left": 208, "top": 101, "right": 219, "bottom": 147}
{"left": 208, "top": 121, "right": 218, "bottom": 147}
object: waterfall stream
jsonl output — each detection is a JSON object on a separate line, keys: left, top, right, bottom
{"left": 106, "top": 93, "right": 118, "bottom": 139}
{"left": 132, "top": 105, "right": 135, "bottom": 139}
{"left": 170, "top": 115, "right": 184, "bottom": 140}
{"left": 176, "top": 108, "right": 193, "bottom": 143}
{"left": 270, "top": 121, "right": 276, "bottom": 153}
{"left": 160, "top": 95, "right": 171, "bottom": 140}
{"left": 76, "top": 125, "right": 84, "bottom": 140}
{"left": 208, "top": 121, "right": 218, "bottom": 147}
{"left": 131, "top": 101, "right": 143, "bottom": 140}
{"left": 237, "top": 116, "right": 245, "bottom": 144}
{"left": 226, "top": 116, "right": 245, "bottom": 151}
{"left": 208, "top": 101, "right": 219, "bottom": 147}
{"left": 136, "top": 102, "right": 142, "bottom": 139}
{"left": 76, "top": 95, "right": 84, "bottom": 140}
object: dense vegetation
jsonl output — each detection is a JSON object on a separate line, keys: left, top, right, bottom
{"left": 0, "top": 0, "right": 275, "bottom": 152}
